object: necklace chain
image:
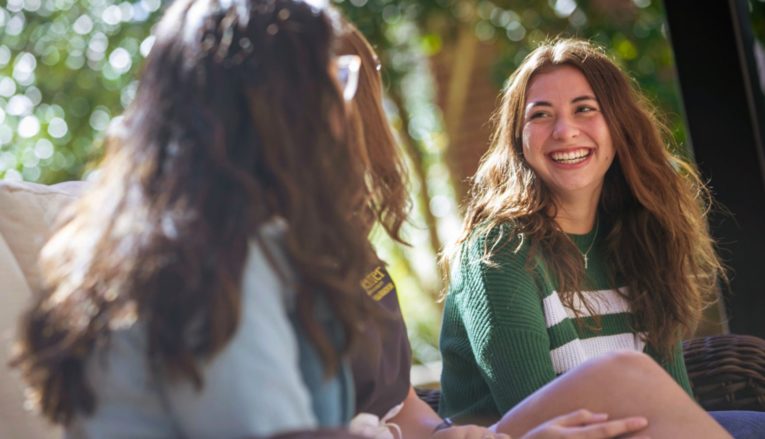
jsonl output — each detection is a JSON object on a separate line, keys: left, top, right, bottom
{"left": 579, "top": 217, "right": 599, "bottom": 270}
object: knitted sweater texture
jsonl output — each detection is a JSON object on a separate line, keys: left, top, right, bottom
{"left": 438, "top": 224, "right": 692, "bottom": 420}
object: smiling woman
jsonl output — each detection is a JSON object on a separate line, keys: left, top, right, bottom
{"left": 520, "top": 65, "right": 615, "bottom": 233}
{"left": 439, "top": 38, "right": 725, "bottom": 422}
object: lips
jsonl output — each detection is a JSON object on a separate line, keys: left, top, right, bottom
{"left": 548, "top": 147, "right": 592, "bottom": 165}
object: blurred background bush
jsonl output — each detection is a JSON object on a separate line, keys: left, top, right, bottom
{"left": 1, "top": 0, "right": 763, "bottom": 364}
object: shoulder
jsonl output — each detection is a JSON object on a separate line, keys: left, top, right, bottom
{"left": 449, "top": 222, "right": 539, "bottom": 300}
{"left": 457, "top": 222, "right": 531, "bottom": 277}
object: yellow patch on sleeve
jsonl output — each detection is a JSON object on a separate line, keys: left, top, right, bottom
{"left": 361, "top": 265, "right": 395, "bottom": 301}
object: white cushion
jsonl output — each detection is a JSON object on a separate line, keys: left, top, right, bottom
{"left": 0, "top": 180, "right": 84, "bottom": 438}
{"left": 0, "top": 180, "right": 84, "bottom": 292}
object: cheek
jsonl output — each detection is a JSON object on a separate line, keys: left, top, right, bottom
{"left": 521, "top": 143, "right": 533, "bottom": 168}
{"left": 597, "top": 120, "right": 614, "bottom": 151}
{"left": 521, "top": 127, "right": 535, "bottom": 157}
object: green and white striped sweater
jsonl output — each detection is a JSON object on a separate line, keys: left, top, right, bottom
{"left": 438, "top": 224, "right": 692, "bottom": 420}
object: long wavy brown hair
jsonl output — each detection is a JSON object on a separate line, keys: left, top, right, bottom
{"left": 337, "top": 24, "right": 409, "bottom": 241}
{"left": 451, "top": 38, "right": 724, "bottom": 357}
{"left": 12, "top": 0, "right": 379, "bottom": 424}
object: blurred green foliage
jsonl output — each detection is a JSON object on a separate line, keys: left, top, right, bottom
{"left": 0, "top": 0, "right": 692, "bottom": 184}
{"left": 0, "top": 0, "right": 162, "bottom": 183}
{"left": 3, "top": 0, "right": 760, "bottom": 363}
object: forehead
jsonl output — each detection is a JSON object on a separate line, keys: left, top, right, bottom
{"left": 525, "top": 65, "right": 595, "bottom": 102}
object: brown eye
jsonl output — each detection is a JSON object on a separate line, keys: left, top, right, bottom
{"left": 529, "top": 111, "right": 549, "bottom": 120}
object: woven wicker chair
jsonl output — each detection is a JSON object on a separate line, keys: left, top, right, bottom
{"left": 416, "top": 334, "right": 765, "bottom": 413}
{"left": 683, "top": 334, "right": 765, "bottom": 411}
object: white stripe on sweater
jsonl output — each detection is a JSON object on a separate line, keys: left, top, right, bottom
{"left": 565, "top": 287, "right": 630, "bottom": 319}
{"left": 549, "top": 333, "right": 646, "bottom": 374}
{"left": 542, "top": 288, "right": 630, "bottom": 328}
{"left": 542, "top": 288, "right": 644, "bottom": 374}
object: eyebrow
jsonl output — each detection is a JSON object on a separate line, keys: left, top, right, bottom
{"left": 526, "top": 95, "right": 599, "bottom": 109}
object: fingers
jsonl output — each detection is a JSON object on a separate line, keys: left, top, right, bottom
{"left": 551, "top": 409, "right": 608, "bottom": 427}
{"left": 575, "top": 417, "right": 649, "bottom": 439}
{"left": 541, "top": 410, "right": 648, "bottom": 438}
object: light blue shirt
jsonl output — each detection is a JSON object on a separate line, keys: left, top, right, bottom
{"left": 66, "top": 226, "right": 349, "bottom": 438}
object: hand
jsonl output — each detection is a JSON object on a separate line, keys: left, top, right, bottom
{"left": 433, "top": 425, "right": 511, "bottom": 439}
{"left": 521, "top": 409, "right": 649, "bottom": 439}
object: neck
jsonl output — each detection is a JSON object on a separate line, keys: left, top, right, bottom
{"left": 550, "top": 188, "right": 601, "bottom": 234}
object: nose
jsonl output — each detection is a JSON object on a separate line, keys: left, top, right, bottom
{"left": 552, "top": 114, "right": 579, "bottom": 141}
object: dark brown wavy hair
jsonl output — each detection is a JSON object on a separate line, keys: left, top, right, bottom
{"left": 450, "top": 38, "right": 724, "bottom": 357}
{"left": 12, "top": 0, "right": 378, "bottom": 424}
{"left": 336, "top": 24, "right": 410, "bottom": 241}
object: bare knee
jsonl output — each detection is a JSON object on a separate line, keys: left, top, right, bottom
{"left": 587, "top": 351, "right": 668, "bottom": 382}
{"left": 598, "top": 350, "right": 655, "bottom": 368}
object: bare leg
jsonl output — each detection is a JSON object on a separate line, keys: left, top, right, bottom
{"left": 493, "top": 351, "right": 731, "bottom": 439}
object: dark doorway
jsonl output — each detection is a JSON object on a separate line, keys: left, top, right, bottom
{"left": 664, "top": 0, "right": 765, "bottom": 338}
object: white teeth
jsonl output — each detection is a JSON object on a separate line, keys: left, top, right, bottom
{"left": 550, "top": 149, "right": 590, "bottom": 164}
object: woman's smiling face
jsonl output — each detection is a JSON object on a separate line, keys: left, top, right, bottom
{"left": 521, "top": 65, "right": 615, "bottom": 202}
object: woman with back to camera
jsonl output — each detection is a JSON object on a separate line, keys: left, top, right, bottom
{"left": 12, "top": 0, "right": 380, "bottom": 436}
{"left": 438, "top": 38, "right": 741, "bottom": 438}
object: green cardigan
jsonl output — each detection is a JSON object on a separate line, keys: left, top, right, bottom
{"left": 438, "top": 224, "right": 692, "bottom": 420}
